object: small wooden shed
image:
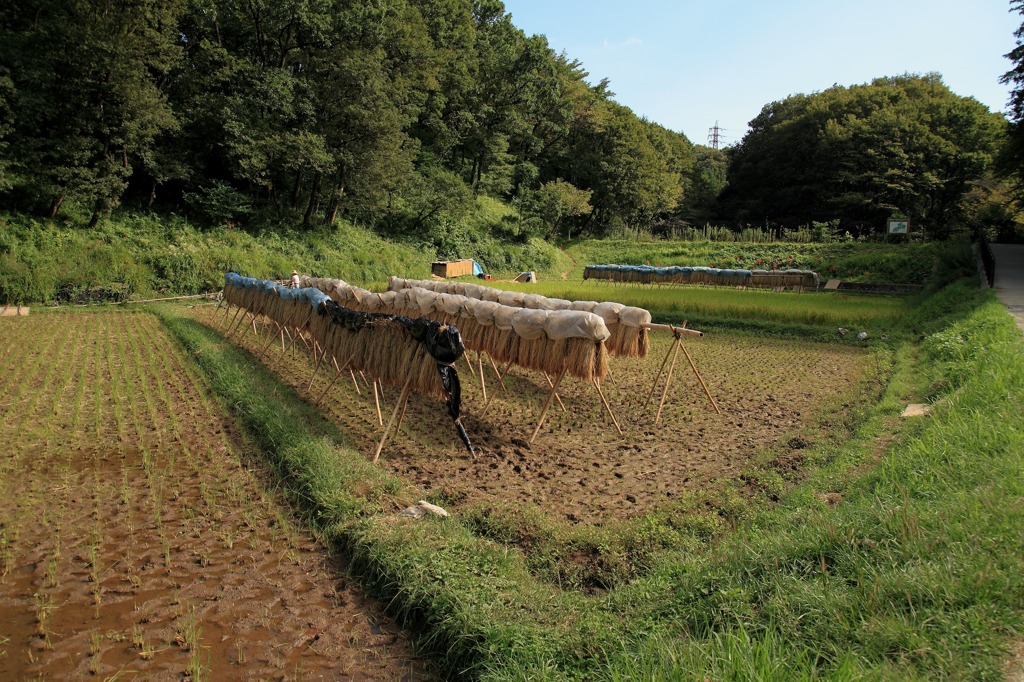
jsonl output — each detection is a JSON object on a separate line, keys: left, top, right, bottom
{"left": 431, "top": 259, "right": 476, "bottom": 278}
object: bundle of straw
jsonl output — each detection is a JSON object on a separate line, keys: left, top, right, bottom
{"left": 222, "top": 273, "right": 473, "bottom": 453}
{"left": 303, "top": 276, "right": 611, "bottom": 381}
{"left": 582, "top": 264, "right": 819, "bottom": 290}
{"left": 387, "top": 277, "right": 651, "bottom": 359}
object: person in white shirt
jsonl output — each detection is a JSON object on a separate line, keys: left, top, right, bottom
{"left": 290, "top": 270, "right": 300, "bottom": 288}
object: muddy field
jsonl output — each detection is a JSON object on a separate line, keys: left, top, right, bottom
{"left": 0, "top": 311, "right": 429, "bottom": 680}
{"left": 192, "top": 304, "right": 872, "bottom": 525}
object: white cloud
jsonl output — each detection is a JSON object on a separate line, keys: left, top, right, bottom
{"left": 602, "top": 36, "right": 643, "bottom": 49}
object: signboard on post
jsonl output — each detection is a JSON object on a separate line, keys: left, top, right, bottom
{"left": 887, "top": 219, "right": 909, "bottom": 235}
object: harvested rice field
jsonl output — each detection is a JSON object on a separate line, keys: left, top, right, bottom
{"left": 0, "top": 311, "right": 429, "bottom": 681}
{"left": 190, "top": 304, "right": 874, "bottom": 525}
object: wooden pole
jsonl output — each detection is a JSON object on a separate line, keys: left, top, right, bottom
{"left": 641, "top": 322, "right": 703, "bottom": 338}
{"left": 463, "top": 355, "right": 478, "bottom": 387}
{"left": 314, "top": 350, "right": 359, "bottom": 406}
{"left": 677, "top": 338, "right": 722, "bottom": 415}
{"left": 396, "top": 390, "right": 411, "bottom": 430}
{"left": 593, "top": 379, "right": 623, "bottom": 435}
{"left": 543, "top": 372, "right": 567, "bottom": 412}
{"left": 279, "top": 308, "right": 314, "bottom": 358}
{"left": 225, "top": 304, "right": 243, "bottom": 332}
{"left": 529, "top": 369, "right": 566, "bottom": 445}
{"left": 642, "top": 337, "right": 676, "bottom": 410}
{"left": 307, "top": 343, "right": 330, "bottom": 391}
{"left": 315, "top": 365, "right": 346, "bottom": 406}
{"left": 655, "top": 341, "right": 681, "bottom": 425}
{"left": 486, "top": 353, "right": 507, "bottom": 393}
{"left": 374, "top": 377, "right": 413, "bottom": 463}
{"left": 260, "top": 305, "right": 299, "bottom": 359}
{"left": 372, "top": 380, "right": 383, "bottom": 425}
{"left": 480, "top": 357, "right": 515, "bottom": 417}
{"left": 477, "top": 352, "right": 487, "bottom": 403}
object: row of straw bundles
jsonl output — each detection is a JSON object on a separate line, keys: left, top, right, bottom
{"left": 225, "top": 274, "right": 454, "bottom": 400}
{"left": 387, "top": 277, "right": 651, "bottom": 358}
{"left": 224, "top": 272, "right": 323, "bottom": 339}
{"left": 302, "top": 276, "right": 611, "bottom": 381}
{"left": 583, "top": 264, "right": 820, "bottom": 289}
{"left": 223, "top": 273, "right": 474, "bottom": 452}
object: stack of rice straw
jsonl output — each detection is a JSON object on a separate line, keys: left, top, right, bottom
{"left": 302, "top": 276, "right": 611, "bottom": 382}
{"left": 387, "top": 277, "right": 652, "bottom": 359}
{"left": 583, "top": 264, "right": 819, "bottom": 289}
{"left": 222, "top": 273, "right": 458, "bottom": 403}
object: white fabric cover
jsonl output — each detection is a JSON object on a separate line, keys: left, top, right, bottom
{"left": 619, "top": 306, "right": 652, "bottom": 327}
{"left": 492, "top": 306, "right": 517, "bottom": 330}
{"left": 511, "top": 309, "right": 550, "bottom": 340}
{"left": 593, "top": 301, "right": 625, "bottom": 325}
{"left": 570, "top": 300, "right": 598, "bottom": 312}
{"left": 473, "top": 300, "right": 500, "bottom": 326}
{"left": 545, "top": 310, "right": 610, "bottom": 341}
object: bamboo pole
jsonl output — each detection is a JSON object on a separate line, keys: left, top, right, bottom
{"left": 463, "top": 355, "right": 478, "bottom": 387}
{"left": 225, "top": 304, "right": 243, "bottom": 332}
{"left": 279, "top": 308, "right": 313, "bottom": 360}
{"left": 486, "top": 353, "right": 507, "bottom": 393}
{"left": 543, "top": 372, "right": 567, "bottom": 413}
{"left": 396, "top": 389, "right": 412, "bottom": 430}
{"left": 529, "top": 368, "right": 566, "bottom": 445}
{"left": 228, "top": 309, "right": 253, "bottom": 338}
{"left": 373, "top": 380, "right": 383, "bottom": 425}
{"left": 260, "top": 305, "right": 299, "bottom": 359}
{"left": 477, "top": 352, "right": 487, "bottom": 403}
{"left": 307, "top": 344, "right": 330, "bottom": 391}
{"left": 655, "top": 341, "right": 681, "bottom": 425}
{"left": 315, "top": 365, "right": 346, "bottom": 406}
{"left": 480, "top": 356, "right": 515, "bottom": 417}
{"left": 314, "top": 350, "right": 359, "bottom": 406}
{"left": 642, "top": 337, "right": 676, "bottom": 410}
{"left": 677, "top": 338, "right": 722, "bottom": 415}
{"left": 374, "top": 376, "right": 414, "bottom": 463}
{"left": 593, "top": 379, "right": 623, "bottom": 435}
{"left": 642, "top": 322, "right": 703, "bottom": 338}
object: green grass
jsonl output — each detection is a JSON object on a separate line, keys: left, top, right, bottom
{"left": 586, "top": 289, "right": 1024, "bottom": 680}
{"left": 152, "top": 270, "right": 1024, "bottom": 680}
{"left": 558, "top": 240, "right": 943, "bottom": 285}
{"left": 487, "top": 280, "right": 907, "bottom": 331}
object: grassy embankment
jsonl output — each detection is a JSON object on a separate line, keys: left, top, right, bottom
{"left": 157, "top": 269, "right": 1023, "bottom": 679}
{"left": 0, "top": 207, "right": 561, "bottom": 304}
{"left": 1, "top": 209, "right": 964, "bottom": 305}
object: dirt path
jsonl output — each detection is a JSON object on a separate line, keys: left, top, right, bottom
{"left": 193, "top": 305, "right": 873, "bottom": 525}
{"left": 991, "top": 243, "right": 1024, "bottom": 332}
{"left": 0, "top": 311, "right": 430, "bottom": 681}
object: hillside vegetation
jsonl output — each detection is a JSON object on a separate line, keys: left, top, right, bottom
{"left": 0, "top": 211, "right": 968, "bottom": 305}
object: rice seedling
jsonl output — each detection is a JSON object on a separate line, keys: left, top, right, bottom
{"left": 32, "top": 592, "right": 54, "bottom": 647}
{"left": 88, "top": 631, "right": 102, "bottom": 675}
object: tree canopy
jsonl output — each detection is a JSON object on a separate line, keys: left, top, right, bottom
{"left": 721, "top": 74, "right": 1006, "bottom": 237}
{"left": 0, "top": 0, "right": 693, "bottom": 237}
{"left": 0, "top": 0, "right": 1014, "bottom": 241}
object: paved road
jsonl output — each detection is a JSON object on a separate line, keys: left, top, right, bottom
{"left": 991, "top": 243, "right": 1024, "bottom": 332}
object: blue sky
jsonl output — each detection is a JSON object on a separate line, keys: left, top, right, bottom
{"left": 501, "top": 0, "right": 1021, "bottom": 146}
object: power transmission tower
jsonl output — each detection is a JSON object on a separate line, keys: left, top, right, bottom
{"left": 707, "top": 121, "right": 724, "bottom": 149}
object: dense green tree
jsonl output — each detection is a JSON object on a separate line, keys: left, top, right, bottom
{"left": 723, "top": 74, "right": 1005, "bottom": 236}
{"left": 518, "top": 179, "right": 593, "bottom": 239}
{"left": 0, "top": 0, "right": 184, "bottom": 223}
{"left": 563, "top": 102, "right": 686, "bottom": 231}
{"left": 1000, "top": 0, "right": 1024, "bottom": 190}
{"left": 677, "top": 145, "right": 729, "bottom": 225}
